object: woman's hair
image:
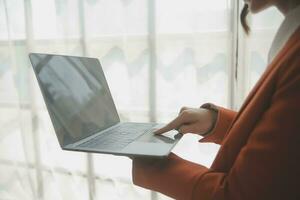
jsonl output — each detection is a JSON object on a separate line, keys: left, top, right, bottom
{"left": 241, "top": 4, "right": 250, "bottom": 34}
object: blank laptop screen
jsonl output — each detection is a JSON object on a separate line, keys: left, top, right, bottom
{"left": 30, "top": 54, "right": 120, "bottom": 146}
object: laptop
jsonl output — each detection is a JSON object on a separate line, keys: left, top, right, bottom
{"left": 29, "top": 53, "right": 182, "bottom": 157}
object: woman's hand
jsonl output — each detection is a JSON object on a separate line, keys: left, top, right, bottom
{"left": 154, "top": 107, "right": 216, "bottom": 136}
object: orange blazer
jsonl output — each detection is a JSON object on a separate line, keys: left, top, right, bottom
{"left": 132, "top": 27, "right": 300, "bottom": 200}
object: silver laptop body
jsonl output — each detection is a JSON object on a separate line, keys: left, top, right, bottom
{"left": 29, "top": 53, "right": 181, "bottom": 157}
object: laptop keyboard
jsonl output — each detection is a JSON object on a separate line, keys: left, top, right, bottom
{"left": 78, "top": 123, "right": 157, "bottom": 151}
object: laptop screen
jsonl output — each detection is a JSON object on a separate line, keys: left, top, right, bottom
{"left": 30, "top": 54, "right": 120, "bottom": 146}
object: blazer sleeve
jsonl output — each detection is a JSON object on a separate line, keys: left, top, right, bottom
{"left": 199, "top": 103, "right": 237, "bottom": 144}
{"left": 132, "top": 55, "right": 300, "bottom": 200}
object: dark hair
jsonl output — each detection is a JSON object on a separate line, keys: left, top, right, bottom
{"left": 241, "top": 4, "right": 250, "bottom": 34}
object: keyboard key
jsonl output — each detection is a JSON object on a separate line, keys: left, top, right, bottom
{"left": 78, "top": 123, "right": 156, "bottom": 150}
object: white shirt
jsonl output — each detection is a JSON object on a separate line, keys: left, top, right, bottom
{"left": 268, "top": 5, "right": 300, "bottom": 63}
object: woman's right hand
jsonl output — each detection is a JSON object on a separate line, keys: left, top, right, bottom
{"left": 154, "top": 106, "right": 217, "bottom": 136}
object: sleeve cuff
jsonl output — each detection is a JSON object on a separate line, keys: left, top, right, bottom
{"left": 199, "top": 103, "right": 236, "bottom": 144}
{"left": 132, "top": 153, "right": 208, "bottom": 200}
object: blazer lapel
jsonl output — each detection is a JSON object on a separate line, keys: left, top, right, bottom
{"left": 211, "top": 29, "right": 300, "bottom": 171}
{"left": 226, "top": 28, "right": 300, "bottom": 136}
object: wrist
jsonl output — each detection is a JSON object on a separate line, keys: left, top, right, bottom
{"left": 200, "top": 103, "right": 218, "bottom": 136}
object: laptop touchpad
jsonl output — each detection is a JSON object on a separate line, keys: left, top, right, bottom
{"left": 136, "top": 130, "right": 180, "bottom": 144}
{"left": 122, "top": 142, "right": 173, "bottom": 157}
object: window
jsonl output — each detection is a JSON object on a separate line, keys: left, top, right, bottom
{"left": 0, "top": 0, "right": 282, "bottom": 199}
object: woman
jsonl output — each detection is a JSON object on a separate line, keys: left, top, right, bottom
{"left": 132, "top": 0, "right": 300, "bottom": 199}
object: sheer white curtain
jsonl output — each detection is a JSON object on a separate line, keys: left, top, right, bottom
{"left": 235, "top": 4, "right": 283, "bottom": 108}
{"left": 0, "top": 0, "right": 282, "bottom": 199}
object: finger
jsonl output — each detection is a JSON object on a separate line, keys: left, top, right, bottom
{"left": 154, "top": 124, "right": 175, "bottom": 135}
{"left": 154, "top": 114, "right": 190, "bottom": 135}
{"left": 154, "top": 110, "right": 198, "bottom": 135}
{"left": 179, "top": 106, "right": 192, "bottom": 114}
{"left": 178, "top": 124, "right": 199, "bottom": 134}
